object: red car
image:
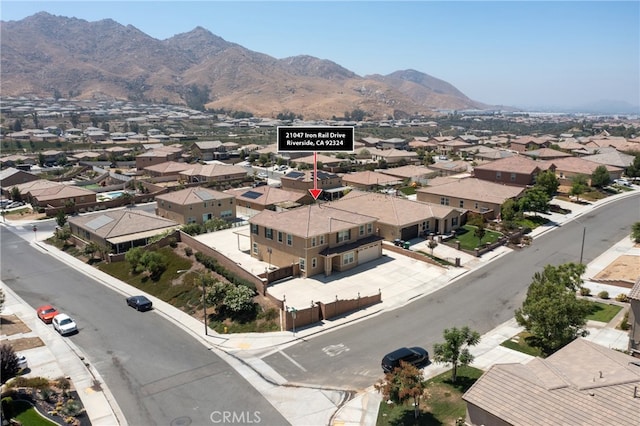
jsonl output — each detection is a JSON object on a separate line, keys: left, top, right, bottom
{"left": 37, "top": 305, "right": 59, "bottom": 324}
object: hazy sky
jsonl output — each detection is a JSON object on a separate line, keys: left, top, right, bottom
{"left": 2, "top": 1, "right": 639, "bottom": 110}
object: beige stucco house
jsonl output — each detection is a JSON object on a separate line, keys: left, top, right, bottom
{"left": 155, "top": 187, "right": 236, "bottom": 224}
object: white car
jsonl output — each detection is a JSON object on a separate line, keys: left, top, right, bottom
{"left": 257, "top": 172, "right": 268, "bottom": 179}
{"left": 52, "top": 313, "right": 78, "bottom": 335}
{"left": 17, "top": 354, "right": 28, "bottom": 371}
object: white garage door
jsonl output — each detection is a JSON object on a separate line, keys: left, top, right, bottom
{"left": 358, "top": 244, "right": 380, "bottom": 264}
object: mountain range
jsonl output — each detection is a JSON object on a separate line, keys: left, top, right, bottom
{"left": 1, "top": 12, "right": 491, "bottom": 119}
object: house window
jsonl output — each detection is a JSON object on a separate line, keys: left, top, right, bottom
{"left": 474, "top": 202, "right": 479, "bottom": 209}
{"left": 251, "top": 224, "right": 258, "bottom": 235}
{"left": 342, "top": 252, "right": 354, "bottom": 265}
{"left": 265, "top": 228, "right": 273, "bottom": 240}
{"left": 203, "top": 202, "right": 207, "bottom": 208}
{"left": 496, "top": 171, "right": 502, "bottom": 179}
{"left": 319, "top": 235, "right": 325, "bottom": 245}
{"left": 278, "top": 231, "right": 283, "bottom": 243}
{"left": 510, "top": 173, "right": 516, "bottom": 181}
{"left": 286, "top": 234, "right": 293, "bottom": 246}
{"left": 459, "top": 200, "right": 464, "bottom": 208}
{"left": 452, "top": 217, "right": 458, "bottom": 226}
{"left": 221, "top": 210, "right": 232, "bottom": 218}
{"left": 440, "top": 197, "right": 450, "bottom": 206}
{"left": 337, "top": 230, "right": 350, "bottom": 243}
{"left": 299, "top": 258, "right": 306, "bottom": 271}
{"left": 311, "top": 237, "right": 316, "bottom": 247}
{"left": 367, "top": 223, "right": 373, "bottom": 234}
{"left": 252, "top": 243, "right": 258, "bottom": 255}
{"left": 187, "top": 217, "right": 196, "bottom": 224}
{"left": 311, "top": 258, "right": 317, "bottom": 268}
{"left": 359, "top": 225, "right": 365, "bottom": 236}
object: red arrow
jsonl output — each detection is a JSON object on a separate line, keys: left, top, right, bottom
{"left": 309, "top": 151, "right": 322, "bottom": 200}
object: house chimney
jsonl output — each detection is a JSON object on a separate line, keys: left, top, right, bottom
{"left": 635, "top": 386, "right": 638, "bottom": 398}
{"left": 599, "top": 371, "right": 603, "bottom": 379}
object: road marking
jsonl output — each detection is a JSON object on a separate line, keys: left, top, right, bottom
{"left": 322, "top": 343, "right": 350, "bottom": 357}
{"left": 279, "top": 350, "right": 307, "bottom": 372}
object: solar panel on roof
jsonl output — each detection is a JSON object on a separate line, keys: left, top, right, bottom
{"left": 195, "top": 189, "right": 215, "bottom": 201}
{"left": 85, "top": 215, "right": 114, "bottom": 230}
{"left": 241, "top": 190, "right": 263, "bottom": 200}
{"left": 287, "top": 171, "right": 304, "bottom": 178}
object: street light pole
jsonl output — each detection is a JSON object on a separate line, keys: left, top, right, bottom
{"left": 177, "top": 270, "right": 208, "bottom": 336}
{"left": 580, "top": 226, "right": 586, "bottom": 265}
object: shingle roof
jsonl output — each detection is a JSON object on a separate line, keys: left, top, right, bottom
{"left": 340, "top": 171, "right": 401, "bottom": 186}
{"left": 629, "top": 277, "right": 640, "bottom": 300}
{"left": 463, "top": 338, "right": 640, "bottom": 426}
{"left": 550, "top": 157, "right": 623, "bottom": 175}
{"left": 69, "top": 210, "right": 179, "bottom": 239}
{"left": 473, "top": 155, "right": 544, "bottom": 174}
{"left": 224, "top": 186, "right": 306, "bottom": 206}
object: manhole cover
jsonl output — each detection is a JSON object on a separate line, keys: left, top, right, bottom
{"left": 170, "top": 416, "right": 192, "bottom": 426}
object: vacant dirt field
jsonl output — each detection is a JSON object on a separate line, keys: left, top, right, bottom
{"left": 593, "top": 254, "right": 640, "bottom": 284}
{"left": 1, "top": 315, "right": 45, "bottom": 351}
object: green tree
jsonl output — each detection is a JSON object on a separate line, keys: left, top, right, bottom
{"left": 38, "top": 152, "right": 46, "bottom": 167}
{"left": 569, "top": 174, "right": 589, "bottom": 202}
{"left": 205, "top": 281, "right": 229, "bottom": 308}
{"left": 83, "top": 242, "right": 99, "bottom": 260}
{"left": 140, "top": 251, "right": 166, "bottom": 278}
{"left": 432, "top": 326, "right": 481, "bottom": 383}
{"left": 223, "top": 285, "right": 255, "bottom": 314}
{"left": 500, "top": 198, "right": 519, "bottom": 223}
{"left": 10, "top": 187, "right": 22, "bottom": 203}
{"left": 625, "top": 154, "right": 640, "bottom": 178}
{"left": 590, "top": 165, "right": 611, "bottom": 188}
{"left": 515, "top": 263, "right": 591, "bottom": 355}
{"left": 474, "top": 222, "right": 486, "bottom": 246}
{"left": 55, "top": 210, "right": 67, "bottom": 228}
{"left": 375, "top": 361, "right": 427, "bottom": 420}
{"left": 519, "top": 187, "right": 550, "bottom": 216}
{"left": 1, "top": 343, "right": 19, "bottom": 384}
{"left": 427, "top": 239, "right": 438, "bottom": 256}
{"left": 125, "top": 246, "right": 144, "bottom": 272}
{"left": 631, "top": 222, "right": 640, "bottom": 243}
{"left": 534, "top": 170, "right": 560, "bottom": 197}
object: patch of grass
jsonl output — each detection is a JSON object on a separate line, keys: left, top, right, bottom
{"left": 515, "top": 215, "right": 549, "bottom": 229}
{"left": 455, "top": 225, "right": 502, "bottom": 251}
{"left": 586, "top": 301, "right": 622, "bottom": 323}
{"left": 9, "top": 399, "right": 58, "bottom": 426}
{"left": 399, "top": 186, "right": 417, "bottom": 196}
{"left": 376, "top": 366, "right": 483, "bottom": 426}
{"left": 416, "top": 251, "right": 455, "bottom": 267}
{"left": 500, "top": 331, "right": 544, "bottom": 357}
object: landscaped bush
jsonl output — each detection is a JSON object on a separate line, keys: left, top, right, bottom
{"left": 184, "top": 247, "right": 193, "bottom": 257}
{"left": 615, "top": 293, "right": 629, "bottom": 303}
{"left": 6, "top": 376, "right": 50, "bottom": 389}
{"left": 598, "top": 291, "right": 609, "bottom": 299}
{"left": 579, "top": 287, "right": 591, "bottom": 296}
{"left": 619, "top": 311, "right": 630, "bottom": 331}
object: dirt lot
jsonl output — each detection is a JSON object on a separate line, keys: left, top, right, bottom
{"left": 3, "top": 208, "right": 47, "bottom": 222}
{"left": 1, "top": 315, "right": 45, "bottom": 351}
{"left": 593, "top": 254, "right": 640, "bottom": 284}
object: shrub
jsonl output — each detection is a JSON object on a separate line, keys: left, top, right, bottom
{"left": 184, "top": 247, "right": 193, "bottom": 257}
{"left": 579, "top": 287, "right": 591, "bottom": 296}
{"left": 6, "top": 376, "right": 50, "bottom": 389}
{"left": 1, "top": 344, "right": 19, "bottom": 384}
{"left": 39, "top": 387, "right": 56, "bottom": 402}
{"left": 168, "top": 237, "right": 178, "bottom": 248}
{"left": 620, "top": 311, "right": 630, "bottom": 331}
{"left": 61, "top": 399, "right": 82, "bottom": 417}
{"left": 2, "top": 396, "right": 14, "bottom": 419}
{"left": 615, "top": 293, "right": 629, "bottom": 303}
{"left": 598, "top": 291, "right": 609, "bottom": 299}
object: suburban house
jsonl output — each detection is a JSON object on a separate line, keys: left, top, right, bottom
{"left": 521, "top": 147, "right": 573, "bottom": 161}
{"left": 340, "top": 170, "right": 402, "bottom": 191}
{"left": 293, "top": 153, "right": 345, "bottom": 170}
{"left": 155, "top": 187, "right": 236, "bottom": 224}
{"left": 473, "top": 155, "right": 553, "bottom": 187}
{"left": 369, "top": 148, "right": 420, "bottom": 165}
{"left": 416, "top": 177, "right": 525, "bottom": 220}
{"left": 508, "top": 136, "right": 552, "bottom": 152}
{"left": 143, "top": 161, "right": 193, "bottom": 178}
{"left": 135, "top": 146, "right": 183, "bottom": 169}
{"left": 436, "top": 138, "right": 473, "bottom": 156}
{"left": 458, "top": 146, "right": 514, "bottom": 162}
{"left": 330, "top": 190, "right": 466, "bottom": 240}
{"left": 0, "top": 154, "right": 37, "bottom": 168}
{"left": 428, "top": 160, "right": 470, "bottom": 176}
{"left": 12, "top": 179, "right": 97, "bottom": 208}
{"left": 248, "top": 204, "right": 383, "bottom": 278}
{"left": 178, "top": 163, "right": 248, "bottom": 185}
{"left": 629, "top": 277, "right": 640, "bottom": 357}
{"left": 376, "top": 138, "right": 408, "bottom": 150}
{"left": 280, "top": 170, "right": 346, "bottom": 200}
{"left": 582, "top": 147, "right": 636, "bottom": 169}
{"left": 462, "top": 338, "right": 640, "bottom": 425}
{"left": 550, "top": 157, "right": 624, "bottom": 185}
{"left": 0, "top": 167, "right": 39, "bottom": 192}
{"left": 192, "top": 141, "right": 229, "bottom": 161}
{"left": 68, "top": 209, "right": 180, "bottom": 254}
{"left": 378, "top": 164, "right": 437, "bottom": 185}
{"left": 224, "top": 186, "right": 307, "bottom": 215}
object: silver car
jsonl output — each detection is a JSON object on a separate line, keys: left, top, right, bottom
{"left": 52, "top": 313, "right": 78, "bottom": 335}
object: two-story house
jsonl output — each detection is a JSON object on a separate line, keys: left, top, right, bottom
{"left": 249, "top": 204, "right": 383, "bottom": 278}
{"left": 155, "top": 187, "right": 236, "bottom": 224}
{"left": 473, "top": 155, "right": 553, "bottom": 187}
{"left": 192, "top": 141, "right": 228, "bottom": 161}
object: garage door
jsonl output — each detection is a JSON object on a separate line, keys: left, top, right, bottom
{"left": 358, "top": 244, "right": 380, "bottom": 264}
{"left": 401, "top": 224, "right": 419, "bottom": 241}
